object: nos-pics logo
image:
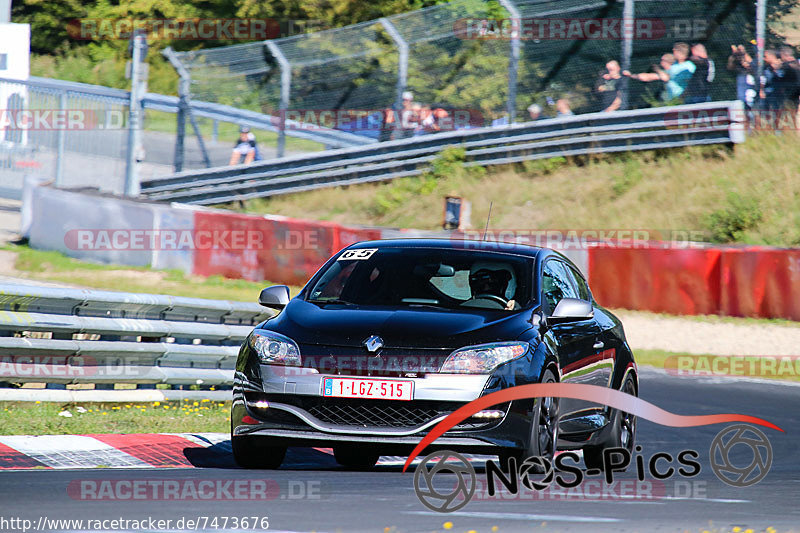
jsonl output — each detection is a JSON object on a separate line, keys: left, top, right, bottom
{"left": 413, "top": 424, "right": 773, "bottom": 513}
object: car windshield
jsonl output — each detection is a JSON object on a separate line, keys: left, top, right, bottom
{"left": 306, "top": 247, "right": 532, "bottom": 311}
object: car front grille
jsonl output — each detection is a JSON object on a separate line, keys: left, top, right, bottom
{"left": 264, "top": 394, "right": 507, "bottom": 430}
{"left": 307, "top": 400, "right": 445, "bottom": 428}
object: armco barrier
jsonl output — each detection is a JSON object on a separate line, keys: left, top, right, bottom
{"left": 721, "top": 248, "right": 800, "bottom": 321}
{"left": 0, "top": 283, "right": 272, "bottom": 399}
{"left": 588, "top": 247, "right": 723, "bottom": 316}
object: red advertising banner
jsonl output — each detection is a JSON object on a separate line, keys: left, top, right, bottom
{"left": 192, "top": 211, "right": 381, "bottom": 286}
{"left": 588, "top": 247, "right": 722, "bottom": 315}
{"left": 720, "top": 248, "right": 800, "bottom": 321}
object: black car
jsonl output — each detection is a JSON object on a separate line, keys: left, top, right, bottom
{"left": 231, "top": 239, "right": 638, "bottom": 470}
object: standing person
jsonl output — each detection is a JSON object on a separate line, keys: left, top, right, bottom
{"left": 397, "top": 91, "right": 417, "bottom": 139}
{"left": 595, "top": 60, "right": 623, "bottom": 112}
{"left": 229, "top": 126, "right": 259, "bottom": 165}
{"left": 527, "top": 104, "right": 542, "bottom": 120}
{"left": 727, "top": 44, "right": 756, "bottom": 110}
{"left": 779, "top": 46, "right": 800, "bottom": 113}
{"left": 684, "top": 43, "right": 715, "bottom": 103}
{"left": 761, "top": 50, "right": 788, "bottom": 111}
{"left": 624, "top": 43, "right": 696, "bottom": 102}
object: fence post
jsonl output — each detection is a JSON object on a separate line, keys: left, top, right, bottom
{"left": 163, "top": 47, "right": 189, "bottom": 172}
{"left": 379, "top": 17, "right": 408, "bottom": 122}
{"left": 755, "top": 0, "right": 767, "bottom": 108}
{"left": 620, "top": 0, "right": 635, "bottom": 110}
{"left": 265, "top": 40, "right": 291, "bottom": 158}
{"left": 498, "top": 0, "right": 520, "bottom": 123}
{"left": 124, "top": 32, "right": 147, "bottom": 196}
{"left": 55, "top": 90, "right": 66, "bottom": 186}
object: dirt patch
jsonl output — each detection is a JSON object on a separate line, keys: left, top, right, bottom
{"left": 0, "top": 250, "right": 18, "bottom": 275}
{"left": 616, "top": 309, "right": 800, "bottom": 356}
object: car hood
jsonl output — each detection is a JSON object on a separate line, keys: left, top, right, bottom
{"left": 264, "top": 299, "right": 532, "bottom": 350}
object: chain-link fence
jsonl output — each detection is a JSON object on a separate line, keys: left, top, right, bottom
{"left": 0, "top": 77, "right": 254, "bottom": 198}
{"left": 168, "top": 0, "right": 799, "bottom": 157}
{"left": 0, "top": 78, "right": 129, "bottom": 197}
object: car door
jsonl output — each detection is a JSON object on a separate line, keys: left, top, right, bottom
{"left": 562, "top": 263, "right": 614, "bottom": 390}
{"left": 541, "top": 259, "right": 602, "bottom": 419}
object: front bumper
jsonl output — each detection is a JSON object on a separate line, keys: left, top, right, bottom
{"left": 232, "top": 364, "right": 531, "bottom": 451}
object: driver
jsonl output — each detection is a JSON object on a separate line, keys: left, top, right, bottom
{"left": 462, "top": 262, "right": 518, "bottom": 310}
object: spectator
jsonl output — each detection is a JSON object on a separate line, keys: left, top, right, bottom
{"left": 761, "top": 49, "right": 790, "bottom": 111}
{"left": 527, "top": 103, "right": 542, "bottom": 120}
{"left": 625, "top": 42, "right": 696, "bottom": 102}
{"left": 397, "top": 91, "right": 417, "bottom": 139}
{"left": 595, "top": 60, "right": 623, "bottom": 112}
{"left": 779, "top": 46, "right": 800, "bottom": 113}
{"left": 556, "top": 98, "right": 573, "bottom": 117}
{"left": 418, "top": 105, "right": 451, "bottom": 134}
{"left": 229, "top": 126, "right": 259, "bottom": 165}
{"left": 684, "top": 43, "right": 715, "bottom": 103}
{"left": 727, "top": 44, "right": 756, "bottom": 109}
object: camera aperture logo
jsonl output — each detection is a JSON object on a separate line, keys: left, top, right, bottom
{"left": 413, "top": 451, "right": 476, "bottom": 512}
{"left": 710, "top": 424, "right": 772, "bottom": 487}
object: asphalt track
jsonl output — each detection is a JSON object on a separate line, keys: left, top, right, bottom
{"left": 0, "top": 368, "right": 798, "bottom": 533}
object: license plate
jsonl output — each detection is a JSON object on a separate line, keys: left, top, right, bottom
{"left": 322, "top": 377, "right": 414, "bottom": 401}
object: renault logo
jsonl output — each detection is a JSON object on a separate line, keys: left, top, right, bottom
{"left": 364, "top": 335, "right": 384, "bottom": 353}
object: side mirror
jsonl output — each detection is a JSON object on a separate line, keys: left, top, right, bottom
{"left": 258, "top": 285, "right": 290, "bottom": 310}
{"left": 548, "top": 298, "right": 593, "bottom": 325}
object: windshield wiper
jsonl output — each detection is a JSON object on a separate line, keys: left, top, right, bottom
{"left": 307, "top": 298, "right": 355, "bottom": 306}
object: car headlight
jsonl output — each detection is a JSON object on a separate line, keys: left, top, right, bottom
{"left": 440, "top": 342, "right": 528, "bottom": 374}
{"left": 249, "top": 331, "right": 301, "bottom": 366}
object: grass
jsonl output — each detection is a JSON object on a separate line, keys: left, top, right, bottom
{"left": 231, "top": 134, "right": 800, "bottom": 247}
{"left": 143, "top": 110, "right": 325, "bottom": 154}
{"left": 3, "top": 244, "right": 304, "bottom": 301}
{"left": 0, "top": 400, "right": 230, "bottom": 435}
{"left": 634, "top": 349, "right": 800, "bottom": 383}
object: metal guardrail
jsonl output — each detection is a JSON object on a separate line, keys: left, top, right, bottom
{"left": 0, "top": 283, "right": 271, "bottom": 394}
{"left": 140, "top": 101, "right": 746, "bottom": 205}
{"left": 0, "top": 76, "right": 372, "bottom": 149}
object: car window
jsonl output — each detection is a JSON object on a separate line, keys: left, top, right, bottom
{"left": 565, "top": 265, "right": 591, "bottom": 301}
{"left": 542, "top": 260, "right": 578, "bottom": 313}
{"left": 306, "top": 247, "right": 532, "bottom": 310}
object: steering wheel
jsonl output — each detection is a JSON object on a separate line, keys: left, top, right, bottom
{"left": 474, "top": 293, "right": 509, "bottom": 307}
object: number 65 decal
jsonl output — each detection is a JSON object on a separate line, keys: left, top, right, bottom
{"left": 338, "top": 248, "right": 378, "bottom": 261}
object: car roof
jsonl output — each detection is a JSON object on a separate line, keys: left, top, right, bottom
{"left": 347, "top": 238, "right": 545, "bottom": 258}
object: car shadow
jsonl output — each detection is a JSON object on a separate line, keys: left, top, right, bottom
{"left": 182, "top": 440, "right": 340, "bottom": 470}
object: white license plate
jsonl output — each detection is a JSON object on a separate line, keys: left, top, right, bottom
{"left": 322, "top": 377, "right": 414, "bottom": 401}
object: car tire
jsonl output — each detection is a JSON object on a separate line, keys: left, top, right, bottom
{"left": 232, "top": 436, "right": 287, "bottom": 469}
{"left": 333, "top": 446, "right": 380, "bottom": 470}
{"left": 498, "top": 366, "right": 559, "bottom": 473}
{"left": 582, "top": 373, "right": 637, "bottom": 471}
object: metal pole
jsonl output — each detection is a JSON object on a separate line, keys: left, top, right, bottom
{"left": 189, "top": 111, "right": 212, "bottom": 168}
{"left": 124, "top": 34, "right": 144, "bottom": 196}
{"left": 0, "top": 0, "right": 10, "bottom": 23}
{"left": 55, "top": 91, "right": 66, "bottom": 186}
{"left": 620, "top": 0, "right": 635, "bottom": 110}
{"left": 379, "top": 18, "right": 408, "bottom": 114}
{"left": 265, "top": 40, "right": 290, "bottom": 158}
{"left": 163, "top": 47, "right": 188, "bottom": 172}
{"left": 755, "top": 0, "right": 767, "bottom": 108}
{"left": 498, "top": 0, "right": 520, "bottom": 123}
